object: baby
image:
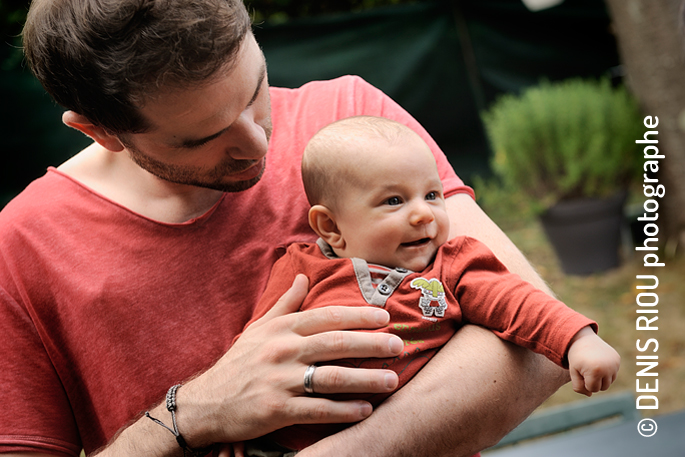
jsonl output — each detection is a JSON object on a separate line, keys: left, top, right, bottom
{"left": 240, "top": 115, "right": 620, "bottom": 454}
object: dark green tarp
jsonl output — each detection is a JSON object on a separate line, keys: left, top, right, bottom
{"left": 255, "top": 0, "right": 620, "bottom": 183}
{"left": 0, "top": 0, "right": 619, "bottom": 207}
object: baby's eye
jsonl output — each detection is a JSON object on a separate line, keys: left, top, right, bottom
{"left": 386, "top": 196, "right": 402, "bottom": 206}
{"left": 426, "top": 191, "right": 438, "bottom": 201}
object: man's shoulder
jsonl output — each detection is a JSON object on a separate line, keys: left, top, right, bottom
{"left": 268, "top": 75, "right": 388, "bottom": 151}
{"left": 269, "top": 75, "right": 375, "bottom": 97}
{"left": 0, "top": 169, "right": 81, "bottom": 229}
{"left": 269, "top": 75, "right": 385, "bottom": 115}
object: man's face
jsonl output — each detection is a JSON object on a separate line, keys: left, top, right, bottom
{"left": 121, "top": 33, "right": 272, "bottom": 193}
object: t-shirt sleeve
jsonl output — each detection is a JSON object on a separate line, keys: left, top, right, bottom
{"left": 446, "top": 237, "right": 597, "bottom": 367}
{"left": 347, "top": 76, "right": 474, "bottom": 200}
{"left": 0, "top": 287, "right": 81, "bottom": 456}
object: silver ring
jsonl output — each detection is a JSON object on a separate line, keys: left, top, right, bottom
{"left": 303, "top": 365, "right": 317, "bottom": 394}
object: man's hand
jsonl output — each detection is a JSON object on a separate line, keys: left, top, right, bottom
{"left": 567, "top": 326, "right": 621, "bottom": 397}
{"left": 176, "top": 274, "right": 403, "bottom": 447}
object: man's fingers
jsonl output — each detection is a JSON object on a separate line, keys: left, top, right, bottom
{"left": 214, "top": 444, "right": 235, "bottom": 457}
{"left": 302, "top": 365, "right": 399, "bottom": 395}
{"left": 302, "top": 330, "right": 404, "bottom": 362}
{"left": 290, "top": 305, "right": 392, "bottom": 336}
{"left": 251, "top": 277, "right": 393, "bottom": 336}
{"left": 285, "top": 397, "right": 373, "bottom": 425}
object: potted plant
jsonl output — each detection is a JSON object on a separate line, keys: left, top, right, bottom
{"left": 482, "top": 78, "right": 643, "bottom": 275}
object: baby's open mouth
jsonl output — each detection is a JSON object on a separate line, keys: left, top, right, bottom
{"left": 401, "top": 238, "right": 431, "bottom": 247}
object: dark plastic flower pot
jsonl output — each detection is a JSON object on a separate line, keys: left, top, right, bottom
{"left": 539, "top": 192, "right": 627, "bottom": 275}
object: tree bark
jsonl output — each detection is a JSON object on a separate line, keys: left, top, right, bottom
{"left": 604, "top": 0, "right": 685, "bottom": 251}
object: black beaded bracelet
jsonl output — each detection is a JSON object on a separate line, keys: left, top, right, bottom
{"left": 145, "top": 384, "right": 213, "bottom": 457}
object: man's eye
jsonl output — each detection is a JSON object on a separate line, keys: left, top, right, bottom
{"left": 190, "top": 139, "right": 210, "bottom": 149}
{"left": 386, "top": 197, "right": 402, "bottom": 206}
{"left": 426, "top": 192, "right": 437, "bottom": 201}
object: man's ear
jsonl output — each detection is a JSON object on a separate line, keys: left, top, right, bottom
{"left": 62, "top": 111, "right": 126, "bottom": 152}
{"left": 308, "top": 205, "right": 345, "bottom": 249}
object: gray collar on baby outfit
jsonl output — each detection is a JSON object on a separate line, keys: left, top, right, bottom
{"left": 316, "top": 238, "right": 413, "bottom": 307}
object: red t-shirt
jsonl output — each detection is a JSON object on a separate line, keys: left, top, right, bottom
{"left": 0, "top": 76, "right": 471, "bottom": 455}
{"left": 249, "top": 238, "right": 596, "bottom": 450}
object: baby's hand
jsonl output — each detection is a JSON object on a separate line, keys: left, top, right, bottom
{"left": 567, "top": 326, "right": 621, "bottom": 397}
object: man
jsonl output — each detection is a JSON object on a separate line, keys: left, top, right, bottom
{"left": 0, "top": 0, "right": 567, "bottom": 456}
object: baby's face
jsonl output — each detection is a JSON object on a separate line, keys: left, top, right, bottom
{"left": 333, "top": 133, "right": 450, "bottom": 271}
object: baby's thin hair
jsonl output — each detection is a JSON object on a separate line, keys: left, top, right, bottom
{"left": 302, "top": 116, "right": 415, "bottom": 207}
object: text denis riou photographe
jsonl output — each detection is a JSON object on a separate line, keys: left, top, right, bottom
{"left": 633, "top": 115, "right": 664, "bottom": 438}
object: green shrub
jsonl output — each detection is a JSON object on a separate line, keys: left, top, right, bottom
{"left": 482, "top": 78, "right": 643, "bottom": 211}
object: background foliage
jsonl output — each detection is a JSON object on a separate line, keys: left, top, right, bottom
{"left": 482, "top": 78, "right": 643, "bottom": 210}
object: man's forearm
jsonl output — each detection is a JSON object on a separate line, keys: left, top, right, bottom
{"left": 300, "top": 325, "right": 569, "bottom": 457}
{"left": 445, "top": 194, "right": 555, "bottom": 296}
{"left": 94, "top": 402, "right": 185, "bottom": 457}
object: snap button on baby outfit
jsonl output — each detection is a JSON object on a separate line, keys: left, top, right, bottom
{"left": 377, "top": 284, "right": 391, "bottom": 295}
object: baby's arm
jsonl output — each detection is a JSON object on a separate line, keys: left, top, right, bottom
{"left": 567, "top": 326, "right": 621, "bottom": 396}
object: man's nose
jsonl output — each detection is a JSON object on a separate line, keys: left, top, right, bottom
{"left": 224, "top": 112, "right": 269, "bottom": 161}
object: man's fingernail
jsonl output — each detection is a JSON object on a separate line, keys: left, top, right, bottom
{"left": 385, "top": 373, "right": 399, "bottom": 390}
{"left": 388, "top": 336, "right": 403, "bottom": 353}
{"left": 359, "top": 403, "right": 373, "bottom": 417}
{"left": 375, "top": 310, "right": 389, "bottom": 325}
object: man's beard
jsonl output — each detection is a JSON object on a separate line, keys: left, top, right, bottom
{"left": 123, "top": 121, "right": 271, "bottom": 193}
{"left": 128, "top": 148, "right": 266, "bottom": 193}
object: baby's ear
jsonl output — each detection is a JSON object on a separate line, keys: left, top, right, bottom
{"left": 308, "top": 205, "right": 344, "bottom": 249}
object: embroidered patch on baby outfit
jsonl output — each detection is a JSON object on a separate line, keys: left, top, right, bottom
{"left": 410, "top": 278, "right": 448, "bottom": 319}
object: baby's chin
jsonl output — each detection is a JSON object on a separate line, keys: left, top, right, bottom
{"left": 389, "top": 255, "right": 435, "bottom": 273}
{"left": 365, "top": 245, "right": 439, "bottom": 272}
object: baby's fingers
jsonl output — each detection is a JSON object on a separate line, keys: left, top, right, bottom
{"left": 599, "top": 372, "right": 617, "bottom": 391}
{"left": 585, "top": 371, "right": 604, "bottom": 393}
{"left": 570, "top": 369, "right": 592, "bottom": 397}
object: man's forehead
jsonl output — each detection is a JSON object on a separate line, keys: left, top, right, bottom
{"left": 133, "top": 36, "right": 267, "bottom": 144}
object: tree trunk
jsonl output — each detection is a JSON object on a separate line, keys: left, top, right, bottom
{"left": 604, "top": 0, "right": 685, "bottom": 252}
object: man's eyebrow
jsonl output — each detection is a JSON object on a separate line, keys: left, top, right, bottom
{"left": 178, "top": 126, "right": 231, "bottom": 149}
{"left": 175, "top": 61, "right": 267, "bottom": 149}
{"left": 247, "top": 61, "right": 267, "bottom": 107}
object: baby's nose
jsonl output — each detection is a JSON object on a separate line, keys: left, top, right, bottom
{"left": 410, "top": 201, "right": 435, "bottom": 225}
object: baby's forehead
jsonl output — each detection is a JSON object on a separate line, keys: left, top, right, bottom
{"left": 309, "top": 118, "right": 437, "bottom": 172}
{"left": 339, "top": 137, "right": 438, "bottom": 180}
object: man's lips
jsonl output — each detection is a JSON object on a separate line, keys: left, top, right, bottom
{"left": 228, "top": 158, "right": 264, "bottom": 179}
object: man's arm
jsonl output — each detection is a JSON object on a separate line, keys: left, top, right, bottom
{"left": 301, "top": 326, "right": 568, "bottom": 457}
{"left": 445, "top": 194, "right": 555, "bottom": 295}
{"left": 5, "top": 197, "right": 564, "bottom": 457}
{"left": 299, "top": 194, "right": 569, "bottom": 457}
{"left": 4, "top": 276, "right": 401, "bottom": 457}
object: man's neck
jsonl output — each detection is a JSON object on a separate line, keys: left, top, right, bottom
{"left": 58, "top": 143, "right": 224, "bottom": 224}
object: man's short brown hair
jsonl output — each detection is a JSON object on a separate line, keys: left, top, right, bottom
{"left": 23, "top": 0, "right": 251, "bottom": 134}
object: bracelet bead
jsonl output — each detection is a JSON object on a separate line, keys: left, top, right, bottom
{"left": 145, "top": 384, "right": 213, "bottom": 457}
